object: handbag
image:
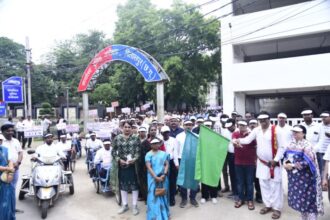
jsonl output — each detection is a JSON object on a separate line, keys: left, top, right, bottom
{"left": 0, "top": 150, "right": 14, "bottom": 184}
{"left": 155, "top": 181, "right": 166, "bottom": 196}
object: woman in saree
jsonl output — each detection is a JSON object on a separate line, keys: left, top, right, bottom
{"left": 146, "top": 138, "right": 170, "bottom": 220}
{"left": 0, "top": 134, "right": 16, "bottom": 220}
{"left": 283, "top": 125, "right": 324, "bottom": 220}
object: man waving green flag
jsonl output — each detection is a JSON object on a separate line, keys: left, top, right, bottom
{"left": 195, "top": 125, "right": 229, "bottom": 187}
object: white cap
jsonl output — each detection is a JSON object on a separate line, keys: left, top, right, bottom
{"left": 150, "top": 139, "right": 161, "bottom": 144}
{"left": 232, "top": 111, "right": 238, "bottom": 115}
{"left": 209, "top": 116, "right": 217, "bottom": 122}
{"left": 184, "top": 120, "right": 193, "bottom": 125}
{"left": 190, "top": 116, "right": 197, "bottom": 121}
{"left": 120, "top": 119, "right": 126, "bottom": 123}
{"left": 225, "top": 122, "right": 233, "bottom": 128}
{"left": 161, "top": 126, "right": 170, "bottom": 133}
{"left": 60, "top": 134, "right": 66, "bottom": 138}
{"left": 204, "top": 121, "right": 212, "bottom": 126}
{"left": 301, "top": 110, "right": 313, "bottom": 115}
{"left": 249, "top": 119, "right": 258, "bottom": 124}
{"left": 320, "top": 112, "right": 330, "bottom": 117}
{"left": 221, "top": 118, "right": 228, "bottom": 123}
{"left": 237, "top": 121, "right": 248, "bottom": 126}
{"left": 277, "top": 113, "right": 287, "bottom": 118}
{"left": 44, "top": 133, "right": 53, "bottom": 138}
{"left": 138, "top": 127, "right": 147, "bottom": 132}
{"left": 90, "top": 132, "right": 97, "bottom": 136}
{"left": 292, "top": 126, "right": 304, "bottom": 132}
{"left": 257, "top": 114, "right": 270, "bottom": 120}
{"left": 103, "top": 141, "right": 111, "bottom": 145}
{"left": 196, "top": 118, "right": 204, "bottom": 123}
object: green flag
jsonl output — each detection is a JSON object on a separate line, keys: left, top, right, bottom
{"left": 195, "top": 125, "right": 230, "bottom": 187}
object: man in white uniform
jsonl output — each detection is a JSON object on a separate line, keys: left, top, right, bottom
{"left": 300, "top": 109, "right": 319, "bottom": 148}
{"left": 234, "top": 111, "right": 286, "bottom": 219}
{"left": 94, "top": 140, "right": 112, "bottom": 179}
{"left": 86, "top": 132, "right": 104, "bottom": 150}
{"left": 35, "top": 133, "right": 66, "bottom": 159}
{"left": 276, "top": 113, "right": 293, "bottom": 146}
{"left": 23, "top": 115, "right": 34, "bottom": 148}
{"left": 57, "top": 134, "right": 73, "bottom": 170}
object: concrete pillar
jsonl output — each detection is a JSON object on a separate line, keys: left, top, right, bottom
{"left": 156, "top": 82, "right": 165, "bottom": 123}
{"left": 235, "top": 92, "right": 246, "bottom": 115}
{"left": 82, "top": 92, "right": 89, "bottom": 133}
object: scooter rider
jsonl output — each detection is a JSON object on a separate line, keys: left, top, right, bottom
{"left": 35, "top": 133, "right": 66, "bottom": 160}
{"left": 94, "top": 140, "right": 112, "bottom": 179}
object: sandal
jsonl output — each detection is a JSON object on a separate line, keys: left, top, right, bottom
{"left": 247, "top": 201, "right": 255, "bottom": 210}
{"left": 234, "top": 200, "right": 244, "bottom": 208}
{"left": 259, "top": 207, "right": 272, "bottom": 215}
{"left": 272, "top": 210, "right": 281, "bottom": 219}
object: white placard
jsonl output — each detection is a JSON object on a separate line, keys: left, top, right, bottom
{"left": 24, "top": 126, "right": 43, "bottom": 138}
{"left": 88, "top": 109, "right": 98, "bottom": 116}
{"left": 66, "top": 124, "right": 80, "bottom": 133}
{"left": 121, "top": 107, "right": 131, "bottom": 114}
{"left": 106, "top": 107, "right": 114, "bottom": 113}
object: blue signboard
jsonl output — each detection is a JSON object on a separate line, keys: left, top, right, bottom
{"left": 2, "top": 76, "right": 24, "bottom": 103}
{"left": 0, "top": 102, "right": 6, "bottom": 116}
{"left": 111, "top": 45, "right": 162, "bottom": 82}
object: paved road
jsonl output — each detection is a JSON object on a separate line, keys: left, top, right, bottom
{"left": 15, "top": 141, "right": 330, "bottom": 220}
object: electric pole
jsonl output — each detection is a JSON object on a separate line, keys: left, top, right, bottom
{"left": 25, "top": 37, "right": 32, "bottom": 117}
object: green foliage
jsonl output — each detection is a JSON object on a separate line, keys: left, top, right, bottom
{"left": 39, "top": 102, "right": 54, "bottom": 116}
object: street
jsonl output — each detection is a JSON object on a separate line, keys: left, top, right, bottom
{"left": 16, "top": 141, "right": 330, "bottom": 220}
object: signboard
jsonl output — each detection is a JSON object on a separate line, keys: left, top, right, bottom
{"left": 24, "top": 126, "right": 43, "bottom": 138}
{"left": 95, "top": 130, "right": 112, "bottom": 139}
{"left": 141, "top": 103, "right": 150, "bottom": 111}
{"left": 135, "top": 107, "right": 140, "bottom": 112}
{"left": 86, "top": 122, "right": 116, "bottom": 139}
{"left": 66, "top": 124, "right": 80, "bottom": 133}
{"left": 106, "top": 107, "right": 114, "bottom": 113}
{"left": 2, "top": 76, "right": 24, "bottom": 103}
{"left": 88, "top": 109, "right": 98, "bottom": 117}
{"left": 111, "top": 101, "right": 119, "bottom": 108}
{"left": 121, "top": 107, "right": 131, "bottom": 114}
{"left": 0, "top": 102, "right": 6, "bottom": 116}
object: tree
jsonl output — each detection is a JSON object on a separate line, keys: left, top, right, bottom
{"left": 39, "top": 102, "right": 54, "bottom": 117}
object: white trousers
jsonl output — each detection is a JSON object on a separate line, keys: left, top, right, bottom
{"left": 259, "top": 179, "right": 284, "bottom": 211}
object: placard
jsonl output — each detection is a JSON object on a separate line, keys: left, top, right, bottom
{"left": 106, "top": 107, "right": 114, "bottom": 113}
{"left": 66, "top": 124, "right": 80, "bottom": 133}
{"left": 24, "top": 126, "right": 43, "bottom": 138}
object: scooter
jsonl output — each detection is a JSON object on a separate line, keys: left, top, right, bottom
{"left": 19, "top": 150, "right": 74, "bottom": 219}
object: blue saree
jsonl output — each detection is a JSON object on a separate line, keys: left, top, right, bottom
{"left": 145, "top": 150, "right": 170, "bottom": 220}
{"left": 0, "top": 146, "right": 16, "bottom": 220}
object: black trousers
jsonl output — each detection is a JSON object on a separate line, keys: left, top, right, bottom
{"left": 23, "top": 138, "right": 32, "bottom": 148}
{"left": 227, "top": 152, "right": 237, "bottom": 195}
{"left": 169, "top": 159, "right": 178, "bottom": 204}
{"left": 220, "top": 154, "right": 229, "bottom": 190}
{"left": 17, "top": 132, "right": 24, "bottom": 145}
{"left": 201, "top": 183, "right": 217, "bottom": 199}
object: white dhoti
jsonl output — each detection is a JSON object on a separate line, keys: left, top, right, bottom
{"left": 259, "top": 179, "right": 284, "bottom": 211}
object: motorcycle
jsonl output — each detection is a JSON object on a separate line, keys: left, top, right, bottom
{"left": 18, "top": 150, "right": 74, "bottom": 219}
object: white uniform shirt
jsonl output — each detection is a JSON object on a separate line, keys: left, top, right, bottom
{"left": 176, "top": 131, "right": 186, "bottom": 159}
{"left": 36, "top": 143, "right": 66, "bottom": 158}
{"left": 276, "top": 124, "right": 293, "bottom": 147}
{"left": 86, "top": 138, "right": 104, "bottom": 150}
{"left": 300, "top": 121, "right": 319, "bottom": 147}
{"left": 15, "top": 121, "right": 25, "bottom": 132}
{"left": 41, "top": 118, "right": 52, "bottom": 132}
{"left": 164, "top": 137, "right": 179, "bottom": 166}
{"left": 56, "top": 141, "right": 72, "bottom": 155}
{"left": 221, "top": 128, "right": 237, "bottom": 153}
{"left": 23, "top": 119, "right": 34, "bottom": 128}
{"left": 94, "top": 147, "right": 112, "bottom": 168}
{"left": 239, "top": 126, "right": 287, "bottom": 181}
{"left": 2, "top": 137, "right": 22, "bottom": 163}
{"left": 314, "top": 123, "right": 330, "bottom": 153}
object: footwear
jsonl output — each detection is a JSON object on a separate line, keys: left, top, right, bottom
{"left": 180, "top": 199, "right": 187, "bottom": 208}
{"left": 247, "top": 201, "right": 255, "bottom": 210}
{"left": 117, "top": 205, "right": 129, "bottom": 214}
{"left": 15, "top": 209, "right": 24, "bottom": 214}
{"left": 211, "top": 198, "right": 218, "bottom": 204}
{"left": 259, "top": 207, "right": 272, "bottom": 215}
{"left": 271, "top": 210, "right": 281, "bottom": 219}
{"left": 234, "top": 200, "right": 244, "bottom": 208}
{"left": 132, "top": 205, "right": 139, "bottom": 216}
{"left": 190, "top": 199, "right": 199, "bottom": 207}
{"left": 256, "top": 197, "right": 263, "bottom": 203}
{"left": 218, "top": 192, "right": 223, "bottom": 197}
{"left": 221, "top": 187, "right": 230, "bottom": 193}
{"left": 200, "top": 198, "right": 206, "bottom": 204}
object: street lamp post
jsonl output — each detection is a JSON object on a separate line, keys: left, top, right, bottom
{"left": 66, "top": 87, "right": 69, "bottom": 122}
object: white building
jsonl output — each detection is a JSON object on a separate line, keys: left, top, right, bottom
{"left": 220, "top": 0, "right": 330, "bottom": 117}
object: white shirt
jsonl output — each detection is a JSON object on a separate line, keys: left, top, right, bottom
{"left": 164, "top": 137, "right": 179, "bottom": 166}
{"left": 56, "top": 141, "right": 72, "bottom": 155}
{"left": 2, "top": 137, "right": 22, "bottom": 163}
{"left": 300, "top": 121, "right": 319, "bottom": 148}
{"left": 94, "top": 147, "right": 112, "bottom": 168}
{"left": 239, "top": 125, "right": 287, "bottom": 181}
{"left": 221, "top": 128, "right": 236, "bottom": 153}
{"left": 23, "top": 119, "right": 34, "bottom": 128}
{"left": 176, "top": 131, "right": 186, "bottom": 159}
{"left": 323, "top": 144, "right": 330, "bottom": 174}
{"left": 15, "top": 121, "right": 25, "bottom": 132}
{"left": 86, "top": 138, "right": 104, "bottom": 150}
{"left": 41, "top": 118, "right": 52, "bottom": 132}
{"left": 276, "top": 124, "right": 293, "bottom": 147}
{"left": 36, "top": 143, "right": 66, "bottom": 158}
{"left": 314, "top": 123, "right": 330, "bottom": 153}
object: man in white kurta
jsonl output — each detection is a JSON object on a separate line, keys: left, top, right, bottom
{"left": 234, "top": 112, "right": 287, "bottom": 219}
{"left": 276, "top": 113, "right": 293, "bottom": 146}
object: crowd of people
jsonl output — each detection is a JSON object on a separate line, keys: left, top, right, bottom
{"left": 1, "top": 108, "right": 330, "bottom": 220}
